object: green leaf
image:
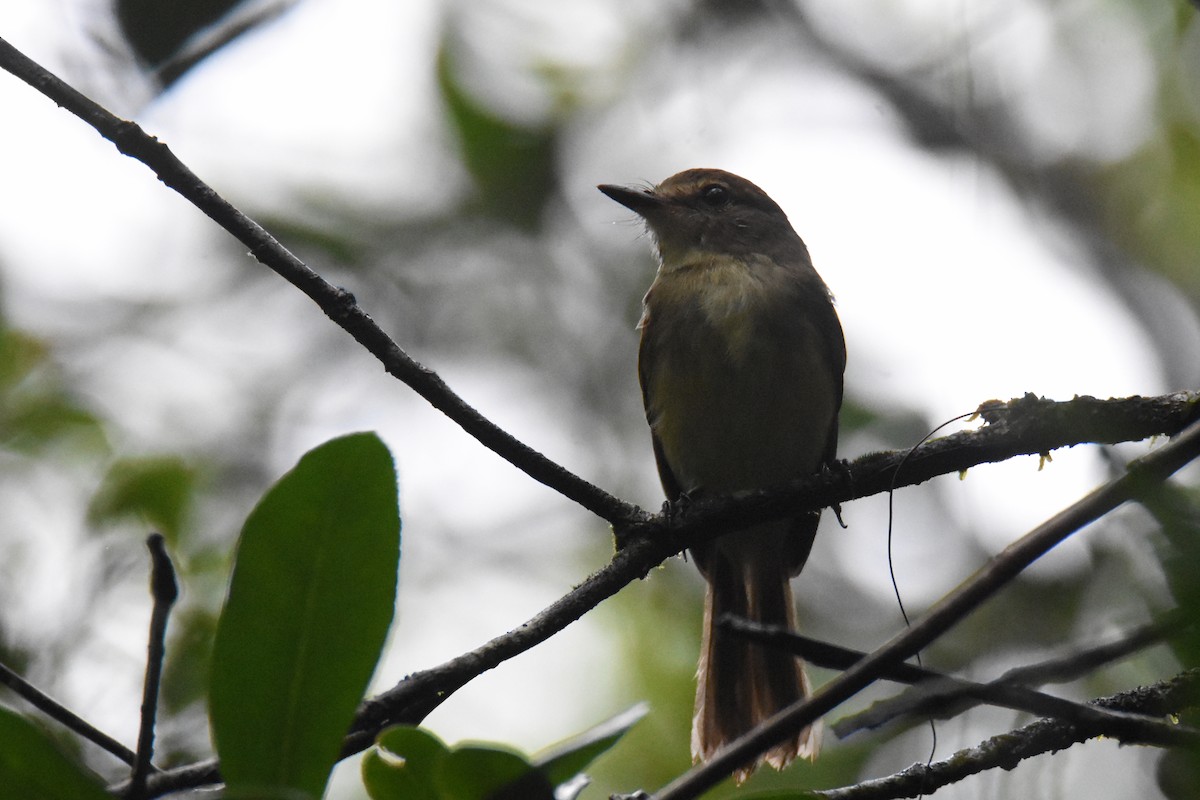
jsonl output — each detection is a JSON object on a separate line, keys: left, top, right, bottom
{"left": 437, "top": 746, "right": 553, "bottom": 800}
{"left": 210, "top": 432, "right": 400, "bottom": 800}
{"left": 363, "top": 709, "right": 645, "bottom": 800}
{"left": 362, "top": 726, "right": 450, "bottom": 800}
{"left": 87, "top": 456, "right": 198, "bottom": 543}
{"left": 3, "top": 400, "right": 103, "bottom": 452}
{"left": 535, "top": 703, "right": 647, "bottom": 787}
{"left": 0, "top": 707, "right": 110, "bottom": 800}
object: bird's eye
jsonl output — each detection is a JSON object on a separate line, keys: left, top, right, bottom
{"left": 700, "top": 184, "right": 729, "bottom": 207}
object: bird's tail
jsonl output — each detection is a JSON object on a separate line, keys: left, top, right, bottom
{"left": 691, "top": 550, "right": 820, "bottom": 782}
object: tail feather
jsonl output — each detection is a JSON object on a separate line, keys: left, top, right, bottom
{"left": 692, "top": 550, "right": 819, "bottom": 782}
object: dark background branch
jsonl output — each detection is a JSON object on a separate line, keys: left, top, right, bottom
{"left": 721, "top": 613, "right": 1190, "bottom": 745}
{"left": 0, "top": 661, "right": 138, "bottom": 767}
{"left": 807, "top": 670, "right": 1200, "bottom": 800}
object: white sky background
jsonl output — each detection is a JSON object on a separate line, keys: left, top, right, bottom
{"left": 0, "top": 0, "right": 1192, "bottom": 798}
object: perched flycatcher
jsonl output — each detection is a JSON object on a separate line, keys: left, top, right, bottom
{"left": 599, "top": 168, "right": 845, "bottom": 778}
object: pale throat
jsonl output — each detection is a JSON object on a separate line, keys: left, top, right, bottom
{"left": 654, "top": 248, "right": 783, "bottom": 362}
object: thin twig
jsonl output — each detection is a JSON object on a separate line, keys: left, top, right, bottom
{"left": 346, "top": 534, "right": 677, "bottom": 746}
{"left": 834, "top": 673, "right": 1197, "bottom": 747}
{"left": 117, "top": 758, "right": 219, "bottom": 798}
{"left": 719, "top": 612, "right": 1190, "bottom": 742}
{"left": 128, "top": 534, "right": 179, "bottom": 800}
{"left": 0, "top": 662, "right": 138, "bottom": 765}
{"left": 805, "top": 670, "right": 1200, "bottom": 800}
{"left": 715, "top": 618, "right": 942, "bottom": 684}
{"left": 855, "top": 611, "right": 1184, "bottom": 735}
{"left": 151, "top": 0, "right": 298, "bottom": 88}
{"left": 721, "top": 611, "right": 1184, "bottom": 687}
{"left": 652, "top": 419, "right": 1200, "bottom": 799}
{"left": 997, "top": 608, "right": 1188, "bottom": 687}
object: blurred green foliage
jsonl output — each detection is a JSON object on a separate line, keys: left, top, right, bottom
{"left": 0, "top": 707, "right": 109, "bottom": 800}
{"left": 0, "top": 326, "right": 104, "bottom": 455}
{"left": 87, "top": 456, "right": 199, "bottom": 544}
{"left": 1142, "top": 482, "right": 1200, "bottom": 799}
{"left": 1145, "top": 484, "right": 1200, "bottom": 669}
{"left": 1103, "top": 123, "right": 1200, "bottom": 295}
{"left": 437, "top": 46, "right": 559, "bottom": 231}
{"left": 158, "top": 604, "right": 217, "bottom": 717}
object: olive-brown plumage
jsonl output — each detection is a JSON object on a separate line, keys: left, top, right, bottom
{"left": 599, "top": 169, "right": 845, "bottom": 779}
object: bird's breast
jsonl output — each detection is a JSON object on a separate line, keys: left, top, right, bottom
{"left": 641, "top": 256, "right": 837, "bottom": 494}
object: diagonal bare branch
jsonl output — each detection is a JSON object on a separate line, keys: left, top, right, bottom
{"left": 0, "top": 35, "right": 635, "bottom": 527}
{"left": 805, "top": 669, "right": 1200, "bottom": 800}
{"left": 720, "top": 612, "right": 1191, "bottom": 743}
{"left": 0, "top": 662, "right": 138, "bottom": 767}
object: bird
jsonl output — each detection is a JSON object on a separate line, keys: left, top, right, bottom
{"left": 598, "top": 168, "right": 845, "bottom": 779}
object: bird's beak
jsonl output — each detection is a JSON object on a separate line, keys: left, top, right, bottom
{"left": 598, "top": 184, "right": 666, "bottom": 217}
